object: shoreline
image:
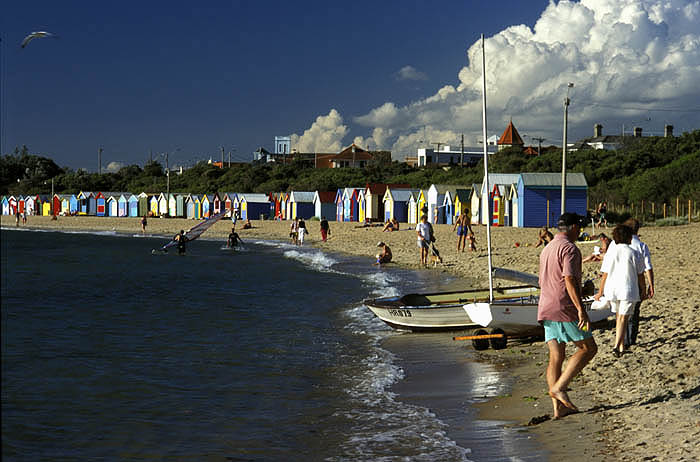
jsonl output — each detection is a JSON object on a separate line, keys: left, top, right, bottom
{"left": 3, "top": 215, "right": 699, "bottom": 460}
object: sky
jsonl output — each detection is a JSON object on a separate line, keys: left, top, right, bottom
{"left": 1, "top": 0, "right": 699, "bottom": 171}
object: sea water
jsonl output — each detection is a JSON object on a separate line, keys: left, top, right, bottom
{"left": 1, "top": 228, "right": 544, "bottom": 461}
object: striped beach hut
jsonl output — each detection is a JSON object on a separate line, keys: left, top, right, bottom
{"left": 17, "top": 196, "right": 26, "bottom": 215}
{"left": 128, "top": 194, "right": 139, "bottom": 217}
{"left": 342, "top": 187, "right": 362, "bottom": 222}
{"left": 106, "top": 195, "right": 118, "bottom": 217}
{"left": 289, "top": 191, "right": 315, "bottom": 220}
{"left": 222, "top": 193, "right": 236, "bottom": 214}
{"left": 8, "top": 196, "right": 18, "bottom": 215}
{"left": 1, "top": 196, "right": 9, "bottom": 215}
{"left": 334, "top": 189, "right": 344, "bottom": 222}
{"left": 313, "top": 191, "right": 336, "bottom": 220}
{"left": 193, "top": 195, "right": 202, "bottom": 219}
{"left": 515, "top": 173, "right": 588, "bottom": 228}
{"left": 239, "top": 193, "right": 270, "bottom": 220}
{"left": 232, "top": 194, "right": 243, "bottom": 219}
{"left": 490, "top": 184, "right": 507, "bottom": 226}
{"left": 508, "top": 184, "right": 519, "bottom": 227}
{"left": 118, "top": 194, "right": 129, "bottom": 217}
{"left": 480, "top": 174, "right": 519, "bottom": 225}
{"left": 382, "top": 188, "right": 418, "bottom": 222}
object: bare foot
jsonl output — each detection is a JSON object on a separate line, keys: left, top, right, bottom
{"left": 549, "top": 389, "right": 578, "bottom": 411}
{"left": 553, "top": 406, "right": 579, "bottom": 420}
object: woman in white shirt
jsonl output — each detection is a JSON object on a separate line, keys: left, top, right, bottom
{"left": 416, "top": 215, "right": 431, "bottom": 267}
{"left": 594, "top": 225, "right": 646, "bottom": 357}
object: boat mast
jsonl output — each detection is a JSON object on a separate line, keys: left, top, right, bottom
{"left": 480, "top": 33, "right": 494, "bottom": 302}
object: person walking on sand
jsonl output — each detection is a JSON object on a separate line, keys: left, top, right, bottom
{"left": 453, "top": 212, "right": 472, "bottom": 252}
{"left": 290, "top": 218, "right": 299, "bottom": 245}
{"left": 141, "top": 215, "right": 148, "bottom": 234}
{"left": 596, "top": 202, "right": 608, "bottom": 228}
{"left": 416, "top": 214, "right": 431, "bottom": 267}
{"left": 605, "top": 218, "right": 654, "bottom": 348}
{"left": 594, "top": 224, "right": 646, "bottom": 357}
{"left": 537, "top": 212, "right": 597, "bottom": 419}
{"left": 297, "top": 218, "right": 308, "bottom": 246}
{"left": 320, "top": 216, "right": 330, "bottom": 242}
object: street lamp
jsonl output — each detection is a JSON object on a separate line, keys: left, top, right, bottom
{"left": 561, "top": 82, "right": 574, "bottom": 215}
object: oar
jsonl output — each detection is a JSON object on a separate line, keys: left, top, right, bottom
{"left": 453, "top": 333, "right": 506, "bottom": 341}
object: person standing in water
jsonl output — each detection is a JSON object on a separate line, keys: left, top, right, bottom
{"left": 174, "top": 230, "right": 188, "bottom": 255}
{"left": 227, "top": 227, "right": 243, "bottom": 248}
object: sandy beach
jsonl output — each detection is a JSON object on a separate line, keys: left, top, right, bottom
{"left": 4, "top": 214, "right": 699, "bottom": 460}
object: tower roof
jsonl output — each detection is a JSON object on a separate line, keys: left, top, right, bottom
{"left": 497, "top": 120, "right": 524, "bottom": 146}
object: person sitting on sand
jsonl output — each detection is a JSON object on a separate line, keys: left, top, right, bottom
{"left": 374, "top": 241, "right": 392, "bottom": 265}
{"left": 382, "top": 219, "right": 394, "bottom": 232}
{"left": 582, "top": 233, "right": 611, "bottom": 263}
{"left": 535, "top": 227, "right": 554, "bottom": 248}
{"left": 242, "top": 219, "right": 252, "bottom": 229}
{"left": 467, "top": 230, "right": 477, "bottom": 252}
{"left": 594, "top": 224, "right": 645, "bottom": 357}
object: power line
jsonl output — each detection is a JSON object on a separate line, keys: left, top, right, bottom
{"left": 578, "top": 100, "right": 700, "bottom": 113}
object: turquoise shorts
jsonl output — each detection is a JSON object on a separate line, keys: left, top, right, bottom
{"left": 543, "top": 320, "right": 593, "bottom": 344}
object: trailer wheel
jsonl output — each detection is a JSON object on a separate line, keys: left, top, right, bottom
{"left": 489, "top": 328, "right": 507, "bottom": 350}
{"left": 472, "top": 329, "right": 489, "bottom": 350}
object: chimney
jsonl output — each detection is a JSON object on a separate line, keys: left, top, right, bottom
{"left": 633, "top": 127, "right": 643, "bottom": 137}
{"left": 665, "top": 125, "right": 674, "bottom": 138}
{"left": 594, "top": 123, "right": 603, "bottom": 138}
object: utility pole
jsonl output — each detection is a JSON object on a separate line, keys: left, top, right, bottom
{"left": 165, "top": 152, "right": 170, "bottom": 217}
{"left": 221, "top": 146, "right": 225, "bottom": 169}
{"left": 460, "top": 134, "right": 464, "bottom": 167}
{"left": 98, "top": 147, "right": 103, "bottom": 174}
{"left": 532, "top": 136, "right": 546, "bottom": 156}
{"left": 50, "top": 177, "right": 54, "bottom": 216}
{"left": 561, "top": 83, "right": 573, "bottom": 215}
{"left": 228, "top": 150, "right": 231, "bottom": 168}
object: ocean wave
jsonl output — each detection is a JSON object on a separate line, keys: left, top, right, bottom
{"left": 334, "top": 302, "right": 473, "bottom": 462}
{"left": 282, "top": 248, "right": 339, "bottom": 272}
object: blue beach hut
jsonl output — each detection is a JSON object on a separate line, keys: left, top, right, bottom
{"left": 382, "top": 188, "right": 418, "bottom": 222}
{"left": 239, "top": 193, "right": 270, "bottom": 220}
{"left": 289, "top": 191, "right": 315, "bottom": 219}
{"left": 128, "top": 194, "right": 139, "bottom": 217}
{"left": 1, "top": 196, "right": 8, "bottom": 215}
{"left": 77, "top": 191, "right": 96, "bottom": 215}
{"left": 515, "top": 173, "right": 588, "bottom": 228}
{"left": 118, "top": 194, "right": 129, "bottom": 217}
{"left": 334, "top": 189, "right": 344, "bottom": 222}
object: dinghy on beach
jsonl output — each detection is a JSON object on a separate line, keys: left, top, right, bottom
{"left": 363, "top": 285, "right": 538, "bottom": 332}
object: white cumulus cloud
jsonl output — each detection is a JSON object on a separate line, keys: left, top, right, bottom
{"left": 290, "top": 109, "right": 349, "bottom": 153}
{"left": 105, "top": 161, "right": 124, "bottom": 173}
{"left": 396, "top": 65, "right": 429, "bottom": 81}
{"left": 296, "top": 0, "right": 700, "bottom": 160}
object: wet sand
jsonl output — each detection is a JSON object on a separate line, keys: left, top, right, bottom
{"left": 5, "top": 215, "right": 700, "bottom": 460}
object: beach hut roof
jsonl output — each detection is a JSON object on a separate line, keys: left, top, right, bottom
{"left": 482, "top": 174, "right": 520, "bottom": 192}
{"left": 388, "top": 189, "right": 420, "bottom": 202}
{"left": 519, "top": 172, "right": 588, "bottom": 187}
{"left": 314, "top": 191, "right": 336, "bottom": 203}
{"left": 455, "top": 188, "right": 472, "bottom": 202}
{"left": 239, "top": 193, "right": 270, "bottom": 203}
{"left": 290, "top": 191, "right": 315, "bottom": 203}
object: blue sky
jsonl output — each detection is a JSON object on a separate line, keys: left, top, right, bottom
{"left": 2, "top": 0, "right": 699, "bottom": 169}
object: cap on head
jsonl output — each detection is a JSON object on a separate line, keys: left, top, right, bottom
{"left": 377, "top": 241, "right": 385, "bottom": 247}
{"left": 558, "top": 212, "right": 583, "bottom": 228}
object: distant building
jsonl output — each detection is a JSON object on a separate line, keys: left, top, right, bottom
{"left": 275, "top": 136, "right": 291, "bottom": 154}
{"left": 570, "top": 123, "right": 674, "bottom": 151}
{"left": 497, "top": 120, "right": 525, "bottom": 151}
{"left": 415, "top": 145, "right": 497, "bottom": 167}
{"left": 253, "top": 140, "right": 389, "bottom": 168}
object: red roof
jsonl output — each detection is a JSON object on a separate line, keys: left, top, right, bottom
{"left": 365, "top": 183, "right": 410, "bottom": 195}
{"left": 498, "top": 120, "right": 524, "bottom": 146}
{"left": 315, "top": 191, "right": 336, "bottom": 203}
{"left": 523, "top": 146, "right": 538, "bottom": 155}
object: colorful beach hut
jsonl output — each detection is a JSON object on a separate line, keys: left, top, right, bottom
{"left": 24, "top": 195, "right": 35, "bottom": 216}
{"left": 17, "top": 196, "right": 26, "bottom": 215}
{"left": 118, "top": 194, "right": 129, "bottom": 217}
{"left": 480, "top": 174, "right": 519, "bottom": 226}
{"left": 8, "top": 196, "right": 18, "bottom": 215}
{"left": 382, "top": 188, "right": 418, "bottom": 222}
{"left": 453, "top": 189, "right": 472, "bottom": 223}
{"left": 201, "top": 194, "right": 212, "bottom": 218}
{"left": 106, "top": 195, "right": 118, "bottom": 216}
{"left": 222, "top": 193, "right": 236, "bottom": 214}
{"left": 52, "top": 194, "right": 62, "bottom": 216}
{"left": 407, "top": 191, "right": 419, "bottom": 224}
{"left": 95, "top": 192, "right": 107, "bottom": 216}
{"left": 289, "top": 191, "right": 315, "bottom": 220}
{"left": 239, "top": 193, "right": 270, "bottom": 220}
{"left": 77, "top": 191, "right": 96, "bottom": 215}
{"left": 1, "top": 196, "right": 9, "bottom": 215}
{"left": 514, "top": 173, "right": 588, "bottom": 228}
{"left": 342, "top": 187, "right": 362, "bottom": 222}
{"left": 313, "top": 191, "right": 336, "bottom": 220}
{"left": 212, "top": 193, "right": 222, "bottom": 215}
{"left": 128, "top": 194, "right": 139, "bottom": 217}
{"left": 193, "top": 195, "right": 202, "bottom": 219}
{"left": 185, "top": 195, "right": 195, "bottom": 219}
{"left": 508, "top": 184, "right": 519, "bottom": 227}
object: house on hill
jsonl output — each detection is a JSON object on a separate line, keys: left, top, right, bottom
{"left": 497, "top": 120, "right": 524, "bottom": 151}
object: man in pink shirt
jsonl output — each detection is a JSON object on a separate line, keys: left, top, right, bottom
{"left": 538, "top": 212, "right": 598, "bottom": 419}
